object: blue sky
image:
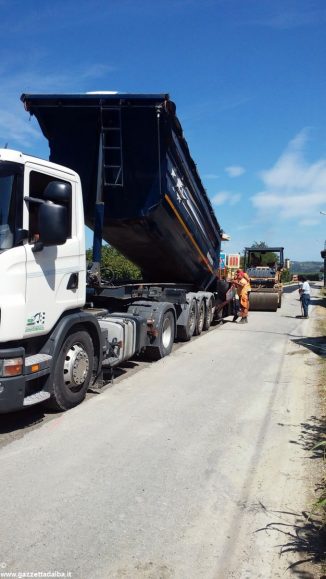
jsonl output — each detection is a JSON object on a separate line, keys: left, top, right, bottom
{"left": 1, "top": 0, "right": 326, "bottom": 261}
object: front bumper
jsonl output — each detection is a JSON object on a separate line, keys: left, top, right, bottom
{"left": 0, "top": 346, "right": 25, "bottom": 413}
{"left": 0, "top": 374, "right": 26, "bottom": 413}
{"left": 0, "top": 346, "right": 53, "bottom": 412}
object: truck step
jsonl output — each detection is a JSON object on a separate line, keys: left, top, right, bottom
{"left": 25, "top": 353, "right": 52, "bottom": 374}
{"left": 23, "top": 390, "right": 51, "bottom": 406}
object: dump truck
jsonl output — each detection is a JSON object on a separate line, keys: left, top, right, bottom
{"left": 0, "top": 92, "right": 229, "bottom": 413}
{"left": 244, "top": 246, "right": 284, "bottom": 311}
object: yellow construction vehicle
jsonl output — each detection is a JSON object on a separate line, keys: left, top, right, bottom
{"left": 244, "top": 247, "right": 284, "bottom": 311}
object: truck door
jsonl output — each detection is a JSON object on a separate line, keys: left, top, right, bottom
{"left": 24, "top": 166, "right": 85, "bottom": 338}
{"left": 0, "top": 160, "right": 27, "bottom": 342}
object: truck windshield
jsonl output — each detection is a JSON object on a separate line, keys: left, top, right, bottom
{"left": 0, "top": 161, "right": 23, "bottom": 250}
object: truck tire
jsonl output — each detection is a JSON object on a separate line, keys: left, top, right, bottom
{"left": 47, "top": 330, "right": 94, "bottom": 411}
{"left": 203, "top": 298, "right": 213, "bottom": 331}
{"left": 194, "top": 299, "right": 205, "bottom": 336}
{"left": 178, "top": 298, "right": 197, "bottom": 341}
{"left": 146, "top": 310, "right": 175, "bottom": 361}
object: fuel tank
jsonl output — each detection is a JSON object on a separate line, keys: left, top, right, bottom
{"left": 21, "top": 93, "right": 223, "bottom": 290}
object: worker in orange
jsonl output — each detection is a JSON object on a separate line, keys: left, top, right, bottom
{"left": 232, "top": 269, "right": 251, "bottom": 324}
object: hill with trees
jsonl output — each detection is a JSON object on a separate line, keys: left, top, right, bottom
{"left": 290, "top": 261, "right": 323, "bottom": 274}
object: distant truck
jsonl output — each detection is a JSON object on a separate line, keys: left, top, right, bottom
{"left": 0, "top": 92, "right": 229, "bottom": 413}
{"left": 244, "top": 247, "right": 284, "bottom": 311}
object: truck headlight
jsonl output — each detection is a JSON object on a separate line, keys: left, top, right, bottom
{"left": 0, "top": 357, "right": 23, "bottom": 377}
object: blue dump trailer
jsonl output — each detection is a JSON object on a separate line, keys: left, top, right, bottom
{"left": 21, "top": 93, "right": 223, "bottom": 290}
{"left": 0, "top": 92, "right": 231, "bottom": 413}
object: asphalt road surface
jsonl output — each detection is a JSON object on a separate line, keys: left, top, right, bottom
{"left": 0, "top": 284, "right": 322, "bottom": 578}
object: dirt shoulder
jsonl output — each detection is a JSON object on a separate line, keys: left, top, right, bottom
{"left": 294, "top": 286, "right": 326, "bottom": 577}
{"left": 314, "top": 288, "right": 326, "bottom": 577}
{"left": 257, "top": 284, "right": 326, "bottom": 578}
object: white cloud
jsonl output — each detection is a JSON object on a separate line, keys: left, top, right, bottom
{"left": 251, "top": 130, "right": 326, "bottom": 222}
{"left": 0, "top": 110, "right": 41, "bottom": 148}
{"left": 203, "top": 173, "right": 219, "bottom": 180}
{"left": 212, "top": 191, "right": 241, "bottom": 206}
{"left": 252, "top": 192, "right": 325, "bottom": 218}
{"left": 0, "top": 62, "right": 116, "bottom": 149}
{"left": 225, "top": 165, "right": 245, "bottom": 177}
{"left": 250, "top": 5, "right": 326, "bottom": 30}
{"left": 80, "top": 64, "right": 116, "bottom": 80}
{"left": 298, "top": 219, "right": 320, "bottom": 226}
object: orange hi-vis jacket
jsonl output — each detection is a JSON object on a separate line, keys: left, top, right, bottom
{"left": 236, "top": 276, "right": 251, "bottom": 298}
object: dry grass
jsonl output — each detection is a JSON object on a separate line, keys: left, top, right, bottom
{"left": 315, "top": 287, "right": 326, "bottom": 574}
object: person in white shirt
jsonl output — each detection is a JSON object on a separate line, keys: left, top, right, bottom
{"left": 298, "top": 276, "right": 311, "bottom": 318}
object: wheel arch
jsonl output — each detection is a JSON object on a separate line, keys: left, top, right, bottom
{"left": 128, "top": 300, "right": 177, "bottom": 349}
{"left": 42, "top": 311, "right": 103, "bottom": 382}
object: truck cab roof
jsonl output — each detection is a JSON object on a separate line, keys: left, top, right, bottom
{"left": 0, "top": 148, "right": 79, "bottom": 179}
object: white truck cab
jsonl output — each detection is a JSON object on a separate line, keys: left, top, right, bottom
{"left": 0, "top": 149, "right": 86, "bottom": 340}
{"left": 0, "top": 149, "right": 106, "bottom": 412}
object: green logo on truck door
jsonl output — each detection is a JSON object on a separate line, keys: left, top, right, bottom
{"left": 26, "top": 312, "right": 46, "bottom": 333}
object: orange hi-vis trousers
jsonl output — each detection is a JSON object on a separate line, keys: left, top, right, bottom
{"left": 239, "top": 294, "right": 249, "bottom": 318}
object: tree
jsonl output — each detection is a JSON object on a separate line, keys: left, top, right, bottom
{"left": 86, "top": 246, "right": 142, "bottom": 282}
{"left": 280, "top": 269, "right": 291, "bottom": 283}
{"left": 250, "top": 241, "right": 268, "bottom": 249}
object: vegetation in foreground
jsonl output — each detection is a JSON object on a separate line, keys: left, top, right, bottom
{"left": 86, "top": 246, "right": 142, "bottom": 282}
{"left": 311, "top": 286, "right": 326, "bottom": 574}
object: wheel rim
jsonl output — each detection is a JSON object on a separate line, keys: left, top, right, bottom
{"left": 198, "top": 303, "right": 205, "bottom": 332}
{"left": 162, "top": 316, "right": 173, "bottom": 349}
{"left": 63, "top": 342, "right": 90, "bottom": 392}
{"left": 189, "top": 302, "right": 197, "bottom": 334}
{"left": 204, "top": 301, "right": 213, "bottom": 328}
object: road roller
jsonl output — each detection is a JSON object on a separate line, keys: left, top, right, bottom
{"left": 244, "top": 247, "right": 284, "bottom": 311}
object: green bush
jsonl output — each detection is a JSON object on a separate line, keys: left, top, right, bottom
{"left": 86, "top": 246, "right": 142, "bottom": 282}
{"left": 281, "top": 269, "right": 292, "bottom": 283}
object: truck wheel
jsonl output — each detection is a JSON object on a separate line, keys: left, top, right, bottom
{"left": 203, "top": 298, "right": 213, "bottom": 330}
{"left": 178, "top": 299, "right": 197, "bottom": 341}
{"left": 146, "top": 310, "right": 175, "bottom": 361}
{"left": 194, "top": 300, "right": 205, "bottom": 336}
{"left": 278, "top": 293, "right": 282, "bottom": 308}
{"left": 47, "top": 331, "right": 94, "bottom": 411}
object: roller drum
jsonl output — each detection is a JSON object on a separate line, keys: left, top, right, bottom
{"left": 249, "top": 292, "right": 279, "bottom": 311}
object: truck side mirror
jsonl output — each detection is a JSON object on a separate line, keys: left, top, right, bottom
{"left": 38, "top": 202, "right": 68, "bottom": 246}
{"left": 43, "top": 181, "right": 71, "bottom": 204}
